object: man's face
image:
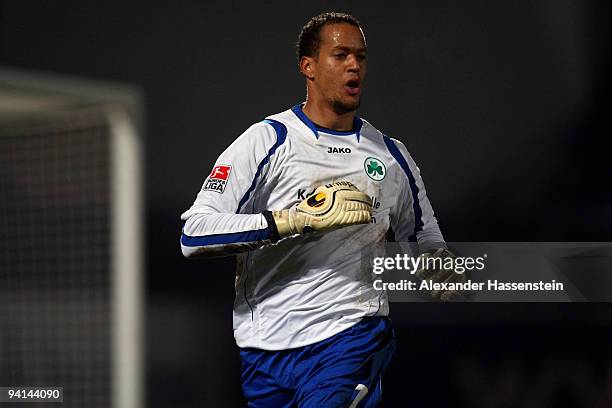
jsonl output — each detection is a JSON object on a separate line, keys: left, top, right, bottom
{"left": 307, "top": 23, "right": 367, "bottom": 114}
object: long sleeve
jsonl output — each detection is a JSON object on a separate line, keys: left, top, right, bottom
{"left": 385, "top": 136, "right": 446, "bottom": 251}
{"left": 180, "top": 120, "right": 287, "bottom": 258}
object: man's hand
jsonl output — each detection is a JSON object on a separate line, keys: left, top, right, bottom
{"left": 270, "top": 181, "right": 372, "bottom": 238}
{"left": 415, "top": 248, "right": 467, "bottom": 302}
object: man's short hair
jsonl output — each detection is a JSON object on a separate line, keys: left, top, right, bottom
{"left": 296, "top": 12, "right": 361, "bottom": 62}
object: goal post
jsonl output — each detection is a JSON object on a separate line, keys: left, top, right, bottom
{"left": 0, "top": 67, "right": 143, "bottom": 408}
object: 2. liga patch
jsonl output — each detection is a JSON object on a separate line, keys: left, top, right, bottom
{"left": 203, "top": 165, "right": 232, "bottom": 193}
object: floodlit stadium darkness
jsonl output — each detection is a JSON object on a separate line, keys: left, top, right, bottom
{"left": 1, "top": 1, "right": 611, "bottom": 407}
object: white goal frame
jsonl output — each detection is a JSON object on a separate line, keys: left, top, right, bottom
{"left": 0, "top": 66, "right": 144, "bottom": 408}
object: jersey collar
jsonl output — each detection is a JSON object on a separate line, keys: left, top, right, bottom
{"left": 291, "top": 103, "right": 363, "bottom": 142}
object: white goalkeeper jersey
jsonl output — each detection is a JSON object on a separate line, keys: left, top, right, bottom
{"left": 181, "top": 104, "right": 444, "bottom": 350}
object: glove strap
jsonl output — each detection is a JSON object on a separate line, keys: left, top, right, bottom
{"left": 262, "top": 211, "right": 281, "bottom": 242}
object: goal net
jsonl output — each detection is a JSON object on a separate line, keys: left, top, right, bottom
{"left": 0, "top": 71, "right": 142, "bottom": 408}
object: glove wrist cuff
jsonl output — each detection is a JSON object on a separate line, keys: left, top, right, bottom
{"left": 263, "top": 211, "right": 281, "bottom": 242}
{"left": 269, "top": 209, "right": 295, "bottom": 238}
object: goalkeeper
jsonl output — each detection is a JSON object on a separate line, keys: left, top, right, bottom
{"left": 180, "top": 12, "right": 453, "bottom": 408}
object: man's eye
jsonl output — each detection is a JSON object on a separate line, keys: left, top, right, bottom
{"left": 357, "top": 55, "right": 367, "bottom": 61}
{"left": 334, "top": 53, "right": 346, "bottom": 59}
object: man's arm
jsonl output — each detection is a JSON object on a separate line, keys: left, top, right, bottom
{"left": 386, "top": 137, "right": 465, "bottom": 301}
{"left": 181, "top": 121, "right": 371, "bottom": 258}
{"left": 180, "top": 120, "right": 284, "bottom": 258}
{"left": 386, "top": 136, "right": 445, "bottom": 249}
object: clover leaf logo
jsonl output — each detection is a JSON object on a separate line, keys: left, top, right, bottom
{"left": 364, "top": 157, "right": 386, "bottom": 181}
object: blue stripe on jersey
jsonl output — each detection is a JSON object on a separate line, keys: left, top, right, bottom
{"left": 181, "top": 228, "right": 270, "bottom": 247}
{"left": 316, "top": 127, "right": 355, "bottom": 136}
{"left": 383, "top": 135, "right": 423, "bottom": 241}
{"left": 236, "top": 119, "right": 288, "bottom": 214}
{"left": 291, "top": 104, "right": 318, "bottom": 138}
{"left": 291, "top": 103, "right": 364, "bottom": 141}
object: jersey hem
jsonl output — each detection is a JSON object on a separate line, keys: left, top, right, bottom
{"left": 234, "top": 312, "right": 389, "bottom": 351}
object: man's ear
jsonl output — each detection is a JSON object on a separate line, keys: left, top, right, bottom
{"left": 299, "top": 56, "right": 315, "bottom": 81}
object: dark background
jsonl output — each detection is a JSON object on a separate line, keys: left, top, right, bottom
{"left": 1, "top": 1, "right": 611, "bottom": 406}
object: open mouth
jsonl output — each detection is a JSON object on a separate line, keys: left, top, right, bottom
{"left": 345, "top": 80, "right": 360, "bottom": 95}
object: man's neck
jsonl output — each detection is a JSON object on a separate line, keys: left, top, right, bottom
{"left": 302, "top": 100, "right": 355, "bottom": 132}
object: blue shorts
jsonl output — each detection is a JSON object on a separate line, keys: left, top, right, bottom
{"left": 240, "top": 317, "right": 396, "bottom": 408}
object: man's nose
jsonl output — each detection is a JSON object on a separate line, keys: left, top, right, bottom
{"left": 346, "top": 55, "right": 360, "bottom": 72}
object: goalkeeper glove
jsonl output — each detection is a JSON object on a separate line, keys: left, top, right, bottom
{"left": 415, "top": 248, "right": 468, "bottom": 302}
{"left": 264, "top": 181, "right": 372, "bottom": 239}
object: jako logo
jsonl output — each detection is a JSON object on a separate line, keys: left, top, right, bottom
{"left": 327, "top": 147, "right": 351, "bottom": 154}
